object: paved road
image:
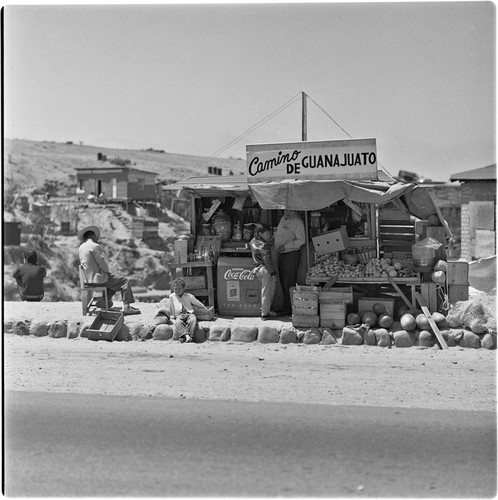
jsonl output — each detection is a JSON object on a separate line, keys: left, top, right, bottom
{"left": 4, "top": 391, "right": 496, "bottom": 497}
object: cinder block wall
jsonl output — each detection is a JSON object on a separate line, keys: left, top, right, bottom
{"left": 460, "top": 181, "right": 496, "bottom": 261}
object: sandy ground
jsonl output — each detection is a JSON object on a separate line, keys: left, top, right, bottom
{"left": 4, "top": 301, "right": 496, "bottom": 412}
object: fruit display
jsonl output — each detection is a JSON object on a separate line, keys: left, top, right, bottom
{"left": 309, "top": 254, "right": 416, "bottom": 279}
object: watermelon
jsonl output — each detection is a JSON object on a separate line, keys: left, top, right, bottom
{"left": 362, "top": 311, "right": 378, "bottom": 327}
{"left": 416, "top": 314, "right": 431, "bottom": 331}
{"left": 400, "top": 313, "right": 417, "bottom": 332}
{"left": 347, "top": 312, "right": 361, "bottom": 325}
{"left": 378, "top": 314, "right": 394, "bottom": 329}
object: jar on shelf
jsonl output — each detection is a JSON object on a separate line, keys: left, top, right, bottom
{"left": 212, "top": 210, "right": 232, "bottom": 242}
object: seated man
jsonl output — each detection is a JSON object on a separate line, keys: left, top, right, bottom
{"left": 78, "top": 225, "right": 140, "bottom": 315}
{"left": 156, "top": 277, "right": 207, "bottom": 343}
{"left": 13, "top": 250, "right": 46, "bottom": 301}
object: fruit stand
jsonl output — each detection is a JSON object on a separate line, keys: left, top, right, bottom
{"left": 164, "top": 138, "right": 460, "bottom": 331}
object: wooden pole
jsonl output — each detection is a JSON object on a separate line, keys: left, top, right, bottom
{"left": 301, "top": 91, "right": 307, "bottom": 142}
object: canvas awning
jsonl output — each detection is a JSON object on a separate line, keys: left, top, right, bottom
{"left": 248, "top": 179, "right": 417, "bottom": 210}
{"left": 164, "top": 175, "right": 419, "bottom": 211}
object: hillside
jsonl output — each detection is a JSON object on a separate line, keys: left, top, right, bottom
{"left": 4, "top": 139, "right": 246, "bottom": 193}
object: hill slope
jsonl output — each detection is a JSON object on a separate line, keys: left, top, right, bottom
{"left": 5, "top": 139, "right": 246, "bottom": 192}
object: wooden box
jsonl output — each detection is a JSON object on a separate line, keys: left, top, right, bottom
{"left": 183, "top": 275, "right": 206, "bottom": 290}
{"left": 174, "top": 239, "right": 189, "bottom": 263}
{"left": 448, "top": 283, "right": 469, "bottom": 305}
{"left": 291, "top": 286, "right": 319, "bottom": 327}
{"left": 320, "top": 302, "right": 346, "bottom": 328}
{"left": 446, "top": 261, "right": 469, "bottom": 285}
{"left": 419, "top": 282, "right": 439, "bottom": 313}
{"left": 292, "top": 314, "right": 320, "bottom": 328}
{"left": 86, "top": 311, "right": 124, "bottom": 342}
{"left": 319, "top": 286, "right": 353, "bottom": 304}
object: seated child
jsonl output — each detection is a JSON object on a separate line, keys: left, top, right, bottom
{"left": 156, "top": 277, "right": 207, "bottom": 343}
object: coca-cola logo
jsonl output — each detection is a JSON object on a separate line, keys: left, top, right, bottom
{"left": 224, "top": 268, "right": 256, "bottom": 280}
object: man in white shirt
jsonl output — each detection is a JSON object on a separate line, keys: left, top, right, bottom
{"left": 78, "top": 225, "right": 140, "bottom": 315}
{"left": 274, "top": 210, "right": 306, "bottom": 315}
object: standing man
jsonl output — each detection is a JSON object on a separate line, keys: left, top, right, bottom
{"left": 78, "top": 225, "right": 140, "bottom": 315}
{"left": 13, "top": 250, "right": 46, "bottom": 301}
{"left": 274, "top": 210, "right": 306, "bottom": 315}
{"left": 250, "top": 223, "right": 278, "bottom": 320}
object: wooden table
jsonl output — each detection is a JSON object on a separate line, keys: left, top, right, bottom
{"left": 306, "top": 275, "right": 421, "bottom": 308}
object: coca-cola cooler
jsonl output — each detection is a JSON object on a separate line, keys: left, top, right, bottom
{"left": 217, "top": 256, "right": 261, "bottom": 316}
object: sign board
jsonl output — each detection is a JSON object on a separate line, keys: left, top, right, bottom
{"left": 246, "top": 138, "right": 377, "bottom": 183}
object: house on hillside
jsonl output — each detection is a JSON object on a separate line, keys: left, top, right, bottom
{"left": 75, "top": 166, "right": 158, "bottom": 202}
{"left": 450, "top": 164, "right": 496, "bottom": 260}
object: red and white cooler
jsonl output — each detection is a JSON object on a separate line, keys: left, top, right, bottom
{"left": 217, "top": 256, "right": 261, "bottom": 316}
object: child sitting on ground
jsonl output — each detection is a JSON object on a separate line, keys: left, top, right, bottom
{"left": 156, "top": 277, "right": 207, "bottom": 343}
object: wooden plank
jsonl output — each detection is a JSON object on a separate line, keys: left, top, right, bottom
{"left": 323, "top": 276, "right": 338, "bottom": 289}
{"left": 427, "top": 190, "right": 453, "bottom": 239}
{"left": 415, "top": 292, "right": 448, "bottom": 349}
{"left": 388, "top": 277, "right": 413, "bottom": 309}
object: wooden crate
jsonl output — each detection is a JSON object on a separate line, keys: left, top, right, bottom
{"left": 319, "top": 286, "right": 353, "bottom": 304}
{"left": 419, "top": 282, "right": 439, "bottom": 313}
{"left": 292, "top": 286, "right": 319, "bottom": 327}
{"left": 86, "top": 311, "right": 124, "bottom": 342}
{"left": 292, "top": 314, "right": 320, "bottom": 328}
{"left": 448, "top": 283, "right": 469, "bottom": 305}
{"left": 446, "top": 261, "right": 469, "bottom": 285}
{"left": 182, "top": 275, "right": 206, "bottom": 289}
{"left": 320, "top": 302, "right": 346, "bottom": 328}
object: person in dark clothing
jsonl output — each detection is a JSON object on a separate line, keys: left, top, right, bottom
{"left": 13, "top": 250, "right": 46, "bottom": 301}
{"left": 250, "top": 223, "right": 278, "bottom": 320}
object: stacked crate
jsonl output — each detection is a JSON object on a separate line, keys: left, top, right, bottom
{"left": 291, "top": 285, "right": 320, "bottom": 328}
{"left": 446, "top": 260, "right": 469, "bottom": 304}
{"left": 319, "top": 286, "right": 353, "bottom": 329}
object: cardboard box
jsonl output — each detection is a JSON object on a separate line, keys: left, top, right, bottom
{"left": 358, "top": 297, "right": 395, "bottom": 317}
{"left": 312, "top": 227, "right": 350, "bottom": 255}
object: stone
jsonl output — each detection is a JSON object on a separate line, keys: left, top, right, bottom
{"left": 439, "top": 329, "right": 457, "bottom": 347}
{"left": 30, "top": 320, "right": 48, "bottom": 337}
{"left": 393, "top": 330, "right": 413, "bottom": 348}
{"left": 486, "top": 317, "right": 497, "bottom": 335}
{"left": 67, "top": 320, "right": 83, "bottom": 339}
{"left": 319, "top": 328, "right": 337, "bottom": 345}
{"left": 153, "top": 315, "right": 171, "bottom": 326}
{"left": 257, "top": 326, "right": 279, "bottom": 343}
{"left": 13, "top": 320, "right": 30, "bottom": 336}
{"left": 342, "top": 326, "right": 363, "bottom": 346}
{"left": 131, "top": 323, "right": 154, "bottom": 341}
{"left": 193, "top": 325, "right": 207, "bottom": 343}
{"left": 462, "top": 301, "right": 491, "bottom": 334}
{"left": 459, "top": 331, "right": 481, "bottom": 349}
{"left": 375, "top": 328, "right": 391, "bottom": 347}
{"left": 231, "top": 325, "right": 258, "bottom": 342}
{"left": 152, "top": 324, "right": 173, "bottom": 340}
{"left": 279, "top": 326, "right": 298, "bottom": 344}
{"left": 4, "top": 321, "right": 14, "bottom": 334}
{"left": 115, "top": 323, "right": 132, "bottom": 341}
{"left": 48, "top": 321, "right": 68, "bottom": 339}
{"left": 303, "top": 328, "right": 321, "bottom": 344}
{"left": 417, "top": 330, "right": 434, "bottom": 348}
{"left": 363, "top": 327, "right": 377, "bottom": 346}
{"left": 208, "top": 325, "right": 231, "bottom": 341}
{"left": 481, "top": 333, "right": 496, "bottom": 350}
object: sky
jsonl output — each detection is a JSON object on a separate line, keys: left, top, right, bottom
{"left": 4, "top": 1, "right": 496, "bottom": 182}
